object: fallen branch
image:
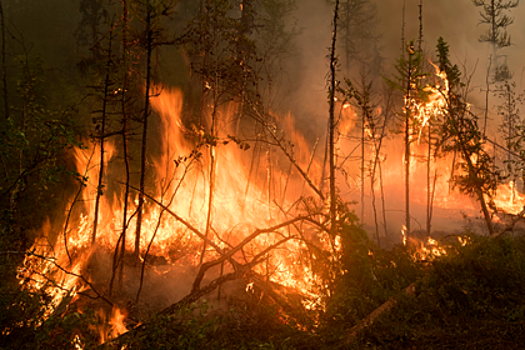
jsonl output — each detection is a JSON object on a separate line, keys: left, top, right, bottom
{"left": 345, "top": 283, "right": 416, "bottom": 343}
{"left": 124, "top": 181, "right": 313, "bottom": 292}
{"left": 123, "top": 182, "right": 224, "bottom": 255}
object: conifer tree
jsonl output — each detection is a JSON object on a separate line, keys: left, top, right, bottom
{"left": 436, "top": 38, "right": 499, "bottom": 236}
{"left": 472, "top": 0, "right": 518, "bottom": 81}
{"left": 385, "top": 41, "right": 428, "bottom": 242}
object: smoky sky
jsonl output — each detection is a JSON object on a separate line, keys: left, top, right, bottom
{"left": 289, "top": 0, "right": 525, "bottom": 140}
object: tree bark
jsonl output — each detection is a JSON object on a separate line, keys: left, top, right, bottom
{"left": 0, "top": 0, "right": 8, "bottom": 121}
{"left": 329, "top": 0, "right": 340, "bottom": 234}
{"left": 135, "top": 4, "right": 153, "bottom": 260}
{"left": 92, "top": 28, "right": 113, "bottom": 244}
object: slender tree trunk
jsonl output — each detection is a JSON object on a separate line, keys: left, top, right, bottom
{"left": 119, "top": 0, "right": 130, "bottom": 287}
{"left": 344, "top": 0, "right": 350, "bottom": 76}
{"left": 371, "top": 115, "right": 387, "bottom": 247}
{"left": 401, "top": 0, "right": 406, "bottom": 58}
{"left": 110, "top": 0, "right": 130, "bottom": 296}
{"left": 135, "top": 5, "right": 153, "bottom": 259}
{"left": 379, "top": 160, "right": 388, "bottom": 241}
{"left": 360, "top": 102, "right": 365, "bottom": 225}
{"left": 92, "top": 29, "right": 113, "bottom": 244}
{"left": 483, "top": 56, "right": 492, "bottom": 137}
{"left": 426, "top": 121, "right": 432, "bottom": 236}
{"left": 404, "top": 54, "right": 413, "bottom": 240}
{"left": 418, "top": 0, "right": 423, "bottom": 51}
{"left": 371, "top": 148, "right": 379, "bottom": 246}
{"left": 0, "top": 0, "right": 8, "bottom": 121}
{"left": 507, "top": 83, "right": 512, "bottom": 163}
{"left": 200, "top": 72, "right": 218, "bottom": 265}
{"left": 329, "top": 0, "right": 340, "bottom": 233}
{"left": 455, "top": 116, "right": 495, "bottom": 235}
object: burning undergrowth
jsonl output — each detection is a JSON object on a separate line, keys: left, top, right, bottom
{"left": 7, "top": 63, "right": 525, "bottom": 349}
{"left": 12, "top": 86, "right": 340, "bottom": 346}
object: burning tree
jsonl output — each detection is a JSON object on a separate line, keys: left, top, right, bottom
{"left": 9, "top": 2, "right": 525, "bottom": 349}
{"left": 434, "top": 38, "right": 500, "bottom": 236}
{"left": 2, "top": 1, "right": 369, "bottom": 347}
{"left": 385, "top": 41, "right": 429, "bottom": 243}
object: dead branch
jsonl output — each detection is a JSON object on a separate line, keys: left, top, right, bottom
{"left": 2, "top": 250, "right": 114, "bottom": 308}
{"left": 191, "top": 217, "right": 306, "bottom": 293}
{"left": 124, "top": 182, "right": 224, "bottom": 254}
{"left": 106, "top": 255, "right": 284, "bottom": 348}
{"left": 345, "top": 283, "right": 416, "bottom": 343}
{"left": 247, "top": 101, "right": 325, "bottom": 201}
{"left": 125, "top": 181, "right": 313, "bottom": 295}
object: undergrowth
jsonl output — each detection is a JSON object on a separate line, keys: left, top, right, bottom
{"left": 4, "top": 231, "right": 525, "bottom": 349}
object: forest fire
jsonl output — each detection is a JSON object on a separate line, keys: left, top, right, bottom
{"left": 15, "top": 66, "right": 520, "bottom": 345}
{"left": 5, "top": 0, "right": 525, "bottom": 348}
{"left": 16, "top": 87, "right": 331, "bottom": 344}
{"left": 12, "top": 49, "right": 525, "bottom": 346}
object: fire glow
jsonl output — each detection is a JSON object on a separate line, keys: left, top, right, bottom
{"left": 17, "top": 86, "right": 331, "bottom": 344}
{"left": 15, "top": 63, "right": 525, "bottom": 346}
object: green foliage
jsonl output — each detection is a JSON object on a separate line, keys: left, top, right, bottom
{"left": 0, "top": 54, "right": 81, "bottom": 233}
{"left": 107, "top": 300, "right": 312, "bottom": 350}
{"left": 349, "top": 234, "right": 525, "bottom": 349}
{"left": 436, "top": 37, "right": 462, "bottom": 88}
{"left": 0, "top": 50, "right": 82, "bottom": 350}
{"left": 322, "top": 206, "right": 423, "bottom": 343}
{"left": 435, "top": 39, "right": 500, "bottom": 198}
{"left": 384, "top": 41, "right": 427, "bottom": 96}
{"left": 384, "top": 40, "right": 431, "bottom": 140}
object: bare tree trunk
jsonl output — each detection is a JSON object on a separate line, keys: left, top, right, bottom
{"left": 360, "top": 100, "right": 365, "bottom": 225}
{"left": 118, "top": 0, "right": 130, "bottom": 288}
{"left": 200, "top": 72, "right": 218, "bottom": 265}
{"left": 135, "top": 5, "right": 153, "bottom": 260}
{"left": 110, "top": 0, "right": 130, "bottom": 296}
{"left": 379, "top": 160, "right": 388, "bottom": 241}
{"left": 344, "top": 0, "right": 350, "bottom": 76}
{"left": 418, "top": 0, "right": 423, "bottom": 51}
{"left": 483, "top": 56, "right": 492, "bottom": 137}
{"left": 0, "top": 0, "right": 8, "bottom": 121}
{"left": 371, "top": 113, "right": 387, "bottom": 247}
{"left": 426, "top": 122, "right": 432, "bottom": 236}
{"left": 401, "top": 0, "right": 406, "bottom": 58}
{"left": 92, "top": 29, "right": 113, "bottom": 244}
{"left": 404, "top": 72, "right": 412, "bottom": 239}
{"left": 329, "top": 0, "right": 340, "bottom": 234}
{"left": 371, "top": 151, "right": 379, "bottom": 245}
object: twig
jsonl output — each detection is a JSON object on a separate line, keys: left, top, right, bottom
{"left": 247, "top": 101, "right": 325, "bottom": 201}
{"left": 3, "top": 250, "right": 113, "bottom": 307}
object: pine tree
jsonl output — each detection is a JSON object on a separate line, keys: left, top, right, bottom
{"left": 436, "top": 38, "right": 499, "bottom": 236}
{"left": 495, "top": 81, "right": 523, "bottom": 181}
{"left": 385, "top": 41, "right": 428, "bottom": 242}
{"left": 472, "top": 0, "right": 518, "bottom": 81}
